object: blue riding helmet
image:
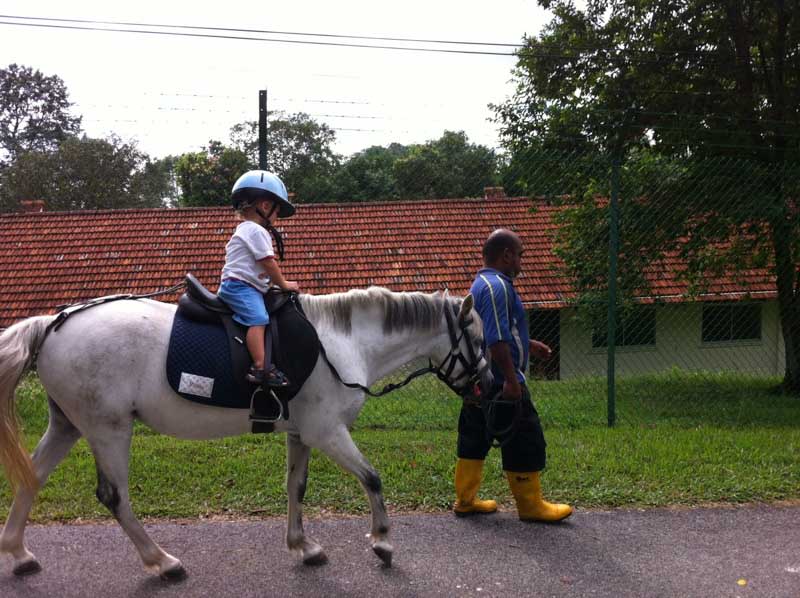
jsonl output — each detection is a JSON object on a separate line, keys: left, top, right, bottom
{"left": 231, "top": 170, "right": 295, "bottom": 218}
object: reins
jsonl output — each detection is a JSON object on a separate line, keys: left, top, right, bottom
{"left": 316, "top": 299, "right": 520, "bottom": 449}
{"left": 316, "top": 301, "right": 487, "bottom": 398}
{"left": 318, "top": 343, "right": 437, "bottom": 397}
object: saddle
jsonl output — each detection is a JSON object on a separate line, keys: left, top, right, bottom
{"left": 166, "top": 274, "right": 320, "bottom": 433}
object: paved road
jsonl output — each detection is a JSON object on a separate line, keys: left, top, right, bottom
{"left": 1, "top": 504, "right": 799, "bottom": 597}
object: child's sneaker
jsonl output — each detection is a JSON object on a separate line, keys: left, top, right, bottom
{"left": 246, "top": 365, "right": 290, "bottom": 387}
{"left": 263, "top": 366, "right": 290, "bottom": 387}
{"left": 246, "top": 366, "right": 265, "bottom": 385}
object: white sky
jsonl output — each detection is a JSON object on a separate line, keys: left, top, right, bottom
{"left": 0, "top": 1, "right": 551, "bottom": 160}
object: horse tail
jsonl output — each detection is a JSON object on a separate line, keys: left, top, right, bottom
{"left": 0, "top": 315, "right": 55, "bottom": 492}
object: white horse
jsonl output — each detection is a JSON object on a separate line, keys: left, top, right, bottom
{"left": 0, "top": 287, "right": 488, "bottom": 579}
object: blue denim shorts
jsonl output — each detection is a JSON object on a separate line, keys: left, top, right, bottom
{"left": 217, "top": 279, "right": 269, "bottom": 326}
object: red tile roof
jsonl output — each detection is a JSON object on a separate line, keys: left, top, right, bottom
{"left": 0, "top": 198, "right": 778, "bottom": 328}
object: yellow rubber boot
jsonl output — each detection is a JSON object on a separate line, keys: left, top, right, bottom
{"left": 453, "top": 458, "right": 498, "bottom": 517}
{"left": 505, "top": 471, "right": 573, "bottom": 522}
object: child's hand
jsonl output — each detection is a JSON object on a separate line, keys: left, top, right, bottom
{"left": 282, "top": 281, "right": 300, "bottom": 292}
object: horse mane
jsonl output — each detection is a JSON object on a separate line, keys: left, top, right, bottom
{"left": 300, "top": 286, "right": 451, "bottom": 335}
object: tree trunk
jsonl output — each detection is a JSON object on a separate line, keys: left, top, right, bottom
{"left": 770, "top": 214, "right": 800, "bottom": 394}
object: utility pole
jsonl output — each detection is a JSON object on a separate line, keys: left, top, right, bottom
{"left": 259, "top": 89, "right": 267, "bottom": 170}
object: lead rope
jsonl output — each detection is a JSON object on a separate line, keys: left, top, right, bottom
{"left": 481, "top": 392, "right": 523, "bottom": 449}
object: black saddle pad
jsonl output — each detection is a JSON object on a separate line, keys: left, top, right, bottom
{"left": 166, "top": 296, "right": 320, "bottom": 409}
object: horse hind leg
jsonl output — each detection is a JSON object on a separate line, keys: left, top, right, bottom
{"left": 286, "top": 433, "right": 326, "bottom": 566}
{"left": 85, "top": 419, "right": 186, "bottom": 581}
{"left": 1, "top": 398, "right": 81, "bottom": 576}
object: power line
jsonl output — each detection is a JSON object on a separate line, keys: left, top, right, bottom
{"left": 139, "top": 93, "right": 375, "bottom": 106}
{"left": 0, "top": 19, "right": 516, "bottom": 56}
{"left": 0, "top": 14, "right": 523, "bottom": 48}
{"left": 6, "top": 14, "right": 788, "bottom": 62}
{"left": 505, "top": 103, "right": 800, "bottom": 127}
{"left": 142, "top": 92, "right": 249, "bottom": 100}
{"left": 85, "top": 106, "right": 388, "bottom": 121}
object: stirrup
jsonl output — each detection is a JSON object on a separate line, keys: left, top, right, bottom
{"left": 249, "top": 387, "right": 284, "bottom": 424}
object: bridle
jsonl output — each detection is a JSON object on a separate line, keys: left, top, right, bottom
{"left": 437, "top": 303, "right": 521, "bottom": 447}
{"left": 318, "top": 300, "right": 488, "bottom": 400}
{"left": 431, "top": 302, "right": 488, "bottom": 399}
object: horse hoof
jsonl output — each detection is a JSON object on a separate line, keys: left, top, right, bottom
{"left": 13, "top": 559, "right": 42, "bottom": 576}
{"left": 160, "top": 564, "right": 187, "bottom": 582}
{"left": 302, "top": 545, "right": 328, "bottom": 567}
{"left": 372, "top": 541, "right": 393, "bottom": 567}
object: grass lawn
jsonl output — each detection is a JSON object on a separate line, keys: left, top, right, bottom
{"left": 1, "top": 371, "right": 799, "bottom": 522}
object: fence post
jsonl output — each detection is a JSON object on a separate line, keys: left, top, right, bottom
{"left": 607, "top": 155, "right": 621, "bottom": 427}
{"left": 259, "top": 90, "right": 268, "bottom": 170}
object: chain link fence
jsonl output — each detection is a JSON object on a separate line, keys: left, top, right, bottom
{"left": 368, "top": 149, "right": 798, "bottom": 429}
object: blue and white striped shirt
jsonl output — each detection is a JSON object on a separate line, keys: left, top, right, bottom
{"left": 470, "top": 268, "right": 529, "bottom": 384}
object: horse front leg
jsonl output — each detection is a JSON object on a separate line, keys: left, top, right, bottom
{"left": 315, "top": 425, "right": 392, "bottom": 567}
{"left": 285, "top": 432, "right": 326, "bottom": 565}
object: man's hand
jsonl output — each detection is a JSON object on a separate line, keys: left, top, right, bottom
{"left": 530, "top": 340, "right": 552, "bottom": 361}
{"left": 502, "top": 378, "right": 522, "bottom": 401}
{"left": 489, "top": 341, "right": 523, "bottom": 400}
{"left": 282, "top": 281, "right": 300, "bottom": 292}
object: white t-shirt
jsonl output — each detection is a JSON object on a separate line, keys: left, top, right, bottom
{"left": 220, "top": 221, "right": 274, "bottom": 292}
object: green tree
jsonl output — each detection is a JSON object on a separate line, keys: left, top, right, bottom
{"left": 393, "top": 131, "right": 498, "bottom": 200}
{"left": 0, "top": 135, "right": 172, "bottom": 211}
{"left": 494, "top": 0, "right": 800, "bottom": 392}
{"left": 331, "top": 144, "right": 409, "bottom": 202}
{"left": 145, "top": 155, "right": 181, "bottom": 207}
{"left": 229, "top": 112, "right": 340, "bottom": 203}
{"left": 174, "top": 141, "right": 250, "bottom": 207}
{"left": 0, "top": 64, "right": 82, "bottom": 164}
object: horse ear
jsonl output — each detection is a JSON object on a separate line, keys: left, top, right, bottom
{"left": 459, "top": 294, "right": 474, "bottom": 320}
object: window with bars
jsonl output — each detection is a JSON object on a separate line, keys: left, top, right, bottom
{"left": 592, "top": 306, "right": 656, "bottom": 348}
{"left": 701, "top": 303, "right": 761, "bottom": 343}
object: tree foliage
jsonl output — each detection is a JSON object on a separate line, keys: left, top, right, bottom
{"left": 331, "top": 144, "right": 409, "bottom": 202}
{"left": 174, "top": 141, "right": 250, "bottom": 207}
{"left": 496, "top": 0, "right": 800, "bottom": 391}
{"left": 229, "top": 112, "right": 340, "bottom": 203}
{"left": 0, "top": 64, "right": 82, "bottom": 164}
{"left": 393, "top": 131, "right": 498, "bottom": 199}
{"left": 230, "top": 117, "right": 498, "bottom": 202}
{"left": 0, "top": 135, "right": 172, "bottom": 211}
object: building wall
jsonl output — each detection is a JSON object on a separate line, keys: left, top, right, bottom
{"left": 559, "top": 300, "right": 785, "bottom": 379}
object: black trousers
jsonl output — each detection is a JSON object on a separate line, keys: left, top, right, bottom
{"left": 457, "top": 385, "right": 547, "bottom": 473}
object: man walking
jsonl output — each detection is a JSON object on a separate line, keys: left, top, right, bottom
{"left": 453, "top": 228, "right": 572, "bottom": 522}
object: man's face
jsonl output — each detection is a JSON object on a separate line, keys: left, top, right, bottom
{"left": 503, "top": 242, "right": 524, "bottom": 278}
